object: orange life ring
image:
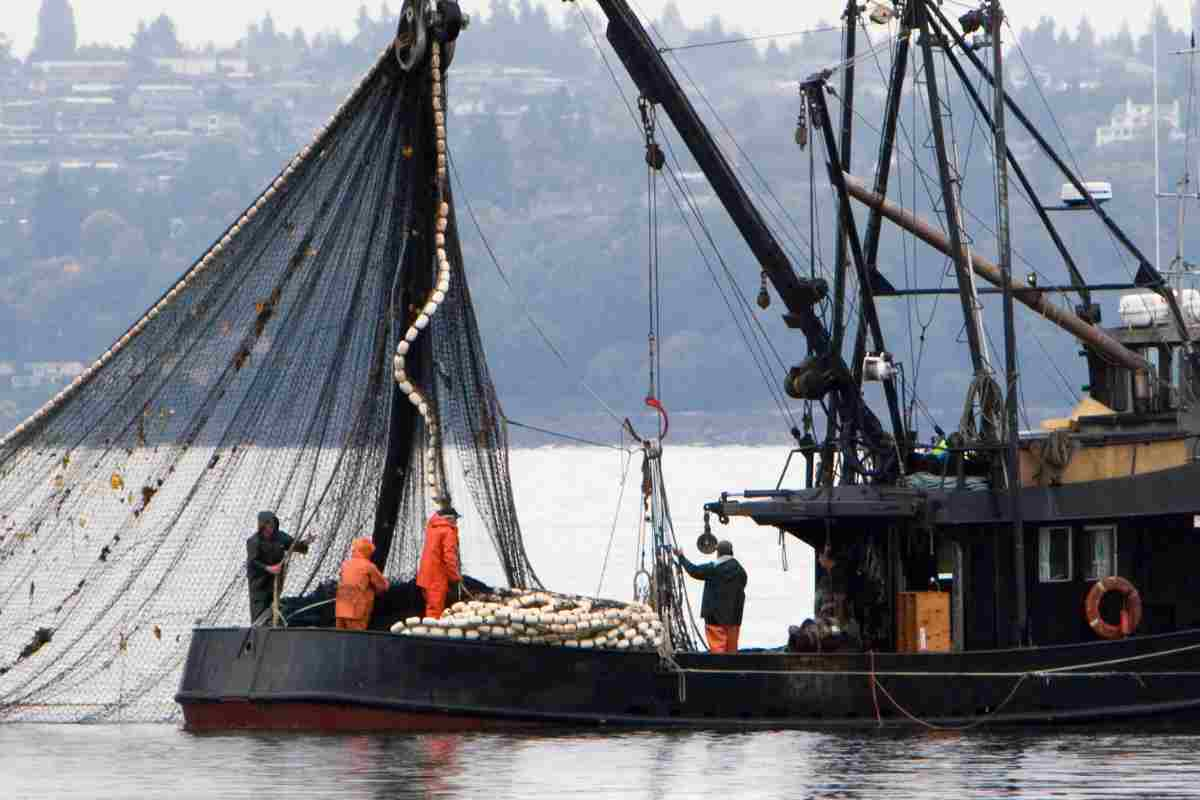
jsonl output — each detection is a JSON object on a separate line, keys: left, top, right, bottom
{"left": 1084, "top": 576, "right": 1142, "bottom": 640}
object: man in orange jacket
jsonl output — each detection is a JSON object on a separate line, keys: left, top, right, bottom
{"left": 416, "top": 505, "right": 462, "bottom": 619}
{"left": 335, "top": 538, "right": 390, "bottom": 630}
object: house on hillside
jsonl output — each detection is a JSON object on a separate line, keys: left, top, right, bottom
{"left": 152, "top": 57, "right": 250, "bottom": 78}
{"left": 1096, "top": 97, "right": 1183, "bottom": 147}
{"left": 29, "top": 62, "right": 132, "bottom": 92}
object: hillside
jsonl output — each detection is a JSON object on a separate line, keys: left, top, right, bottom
{"left": 2, "top": 2, "right": 1199, "bottom": 443}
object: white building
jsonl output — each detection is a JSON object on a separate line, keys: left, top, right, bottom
{"left": 1096, "top": 97, "right": 1183, "bottom": 147}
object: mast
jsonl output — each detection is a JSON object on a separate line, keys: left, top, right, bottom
{"left": 915, "top": 1, "right": 989, "bottom": 379}
{"left": 991, "top": 0, "right": 1025, "bottom": 646}
{"left": 372, "top": 1, "right": 466, "bottom": 570}
{"left": 824, "top": 0, "right": 859, "bottom": 486}
{"left": 829, "top": 0, "right": 859, "bottom": 356}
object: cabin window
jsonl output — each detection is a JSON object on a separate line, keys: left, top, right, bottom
{"left": 1082, "top": 525, "right": 1117, "bottom": 580}
{"left": 1038, "top": 526, "right": 1072, "bottom": 582}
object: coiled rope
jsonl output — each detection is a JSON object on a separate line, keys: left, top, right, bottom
{"left": 959, "top": 372, "right": 1005, "bottom": 444}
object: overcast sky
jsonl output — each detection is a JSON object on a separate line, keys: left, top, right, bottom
{"left": 3, "top": 1, "right": 1194, "bottom": 58}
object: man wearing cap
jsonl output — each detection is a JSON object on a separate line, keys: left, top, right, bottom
{"left": 416, "top": 504, "right": 463, "bottom": 619}
{"left": 674, "top": 540, "right": 748, "bottom": 653}
{"left": 246, "top": 511, "right": 309, "bottom": 624}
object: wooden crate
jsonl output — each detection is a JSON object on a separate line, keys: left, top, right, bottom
{"left": 896, "top": 591, "right": 950, "bottom": 653}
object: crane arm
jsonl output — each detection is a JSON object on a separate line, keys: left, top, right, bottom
{"left": 591, "top": 0, "right": 829, "bottom": 347}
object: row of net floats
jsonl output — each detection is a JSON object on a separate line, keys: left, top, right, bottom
{"left": 389, "top": 587, "right": 664, "bottom": 650}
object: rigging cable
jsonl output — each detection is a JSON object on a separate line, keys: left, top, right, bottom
{"left": 500, "top": 417, "right": 632, "bottom": 452}
{"left": 576, "top": 0, "right": 802, "bottom": 434}
{"left": 835, "top": 25, "right": 1073, "bottom": 431}
{"left": 448, "top": 151, "right": 625, "bottom": 426}
{"left": 658, "top": 25, "right": 842, "bottom": 53}
{"left": 1005, "top": 19, "right": 1136, "bottom": 283}
{"left": 640, "top": 96, "right": 665, "bottom": 411}
{"left": 656, "top": 133, "right": 800, "bottom": 430}
{"left": 633, "top": 0, "right": 836, "bottom": 282}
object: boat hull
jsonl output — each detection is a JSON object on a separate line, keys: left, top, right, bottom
{"left": 176, "top": 626, "right": 1200, "bottom": 731}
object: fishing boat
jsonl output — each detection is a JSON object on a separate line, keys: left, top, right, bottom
{"left": 7, "top": 0, "right": 1200, "bottom": 731}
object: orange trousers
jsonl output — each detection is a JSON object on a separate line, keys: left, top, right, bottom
{"left": 705, "top": 623, "right": 741, "bottom": 653}
{"left": 422, "top": 585, "right": 448, "bottom": 620}
{"left": 336, "top": 617, "right": 369, "bottom": 630}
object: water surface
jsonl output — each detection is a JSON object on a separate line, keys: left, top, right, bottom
{"left": 6, "top": 723, "right": 1200, "bottom": 798}
{"left": 8, "top": 446, "right": 1196, "bottom": 797}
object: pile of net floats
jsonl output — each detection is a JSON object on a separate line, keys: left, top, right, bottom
{"left": 389, "top": 587, "right": 664, "bottom": 651}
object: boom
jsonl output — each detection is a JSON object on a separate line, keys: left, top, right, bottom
{"left": 591, "top": 0, "right": 827, "bottom": 341}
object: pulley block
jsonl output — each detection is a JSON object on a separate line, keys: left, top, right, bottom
{"left": 645, "top": 142, "right": 665, "bottom": 171}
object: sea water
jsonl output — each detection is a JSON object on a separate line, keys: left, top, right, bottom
{"left": 5, "top": 445, "right": 1200, "bottom": 798}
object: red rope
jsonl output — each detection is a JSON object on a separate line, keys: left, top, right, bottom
{"left": 869, "top": 649, "right": 882, "bottom": 727}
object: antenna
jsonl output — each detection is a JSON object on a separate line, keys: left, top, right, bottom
{"left": 1154, "top": 0, "right": 1161, "bottom": 276}
{"left": 1159, "top": 36, "right": 1200, "bottom": 285}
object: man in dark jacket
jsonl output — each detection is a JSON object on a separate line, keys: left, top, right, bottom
{"left": 675, "top": 540, "right": 748, "bottom": 653}
{"left": 246, "top": 511, "right": 309, "bottom": 624}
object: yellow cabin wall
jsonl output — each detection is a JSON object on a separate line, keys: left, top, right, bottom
{"left": 1019, "top": 437, "right": 1190, "bottom": 486}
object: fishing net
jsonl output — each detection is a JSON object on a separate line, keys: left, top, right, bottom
{"left": 0, "top": 41, "right": 535, "bottom": 723}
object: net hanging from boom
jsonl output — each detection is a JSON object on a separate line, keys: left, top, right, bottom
{"left": 0, "top": 39, "right": 536, "bottom": 723}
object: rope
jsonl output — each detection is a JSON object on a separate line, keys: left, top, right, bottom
{"left": 872, "top": 671, "right": 1029, "bottom": 731}
{"left": 658, "top": 25, "right": 841, "bottom": 53}
{"left": 868, "top": 649, "right": 882, "bottom": 725}
{"left": 680, "top": 637, "right": 1200, "bottom": 678}
{"left": 959, "top": 371, "right": 1005, "bottom": 444}
{"left": 502, "top": 417, "right": 631, "bottom": 452}
{"left": 595, "top": 436, "right": 634, "bottom": 597}
{"left": 1034, "top": 429, "right": 1074, "bottom": 486}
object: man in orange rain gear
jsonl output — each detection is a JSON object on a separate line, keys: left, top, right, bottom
{"left": 416, "top": 505, "right": 462, "bottom": 619}
{"left": 335, "top": 538, "right": 390, "bottom": 630}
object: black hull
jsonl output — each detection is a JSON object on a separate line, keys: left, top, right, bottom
{"left": 176, "top": 626, "right": 1200, "bottom": 731}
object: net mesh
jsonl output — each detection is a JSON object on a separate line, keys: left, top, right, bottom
{"left": 0, "top": 42, "right": 535, "bottom": 722}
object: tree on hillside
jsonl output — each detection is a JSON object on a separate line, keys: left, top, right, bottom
{"left": 1076, "top": 16, "right": 1096, "bottom": 69}
{"left": 32, "top": 0, "right": 77, "bottom": 60}
{"left": 81, "top": 210, "right": 132, "bottom": 263}
{"left": 132, "top": 14, "right": 182, "bottom": 59}
{"left": 148, "top": 14, "right": 183, "bottom": 56}
{"left": 31, "top": 167, "right": 84, "bottom": 259}
{"left": 0, "top": 34, "right": 17, "bottom": 73}
{"left": 1019, "top": 16, "right": 1056, "bottom": 61}
{"left": 1114, "top": 21, "right": 1135, "bottom": 58}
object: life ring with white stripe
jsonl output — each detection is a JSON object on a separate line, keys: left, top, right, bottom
{"left": 1084, "top": 576, "right": 1142, "bottom": 640}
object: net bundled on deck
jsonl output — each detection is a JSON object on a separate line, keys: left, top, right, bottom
{"left": 0, "top": 42, "right": 534, "bottom": 722}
